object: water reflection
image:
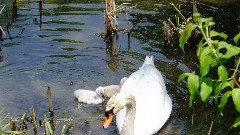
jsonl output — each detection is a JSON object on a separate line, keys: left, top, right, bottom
{"left": 39, "top": 0, "right": 43, "bottom": 30}
{"left": 0, "top": 47, "right": 3, "bottom": 62}
{"left": 105, "top": 34, "right": 119, "bottom": 72}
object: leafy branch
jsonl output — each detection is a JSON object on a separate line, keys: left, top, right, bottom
{"left": 178, "top": 12, "right": 240, "bottom": 127}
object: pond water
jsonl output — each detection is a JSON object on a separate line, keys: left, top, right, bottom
{"left": 0, "top": 0, "right": 239, "bottom": 134}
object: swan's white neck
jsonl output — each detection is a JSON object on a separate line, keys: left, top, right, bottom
{"left": 120, "top": 94, "right": 136, "bottom": 135}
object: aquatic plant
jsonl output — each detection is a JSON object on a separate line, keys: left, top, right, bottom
{"left": 0, "top": 109, "right": 24, "bottom": 134}
{"left": 178, "top": 12, "right": 240, "bottom": 127}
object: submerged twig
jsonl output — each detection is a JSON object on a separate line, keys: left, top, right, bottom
{"left": 208, "top": 121, "right": 213, "bottom": 135}
{"left": 167, "top": 18, "right": 179, "bottom": 32}
{"left": 170, "top": 2, "right": 187, "bottom": 22}
{"left": 0, "top": 5, "right": 6, "bottom": 14}
{"left": 0, "top": 5, "right": 7, "bottom": 40}
{"left": 0, "top": 26, "right": 7, "bottom": 38}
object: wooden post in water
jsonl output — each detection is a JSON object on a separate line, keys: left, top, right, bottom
{"left": 44, "top": 122, "right": 49, "bottom": 135}
{"left": 105, "top": 0, "right": 117, "bottom": 36}
{"left": 12, "top": 0, "right": 17, "bottom": 22}
{"left": 10, "top": 117, "right": 16, "bottom": 131}
{"left": 47, "top": 86, "right": 55, "bottom": 132}
{"left": 47, "top": 86, "right": 54, "bottom": 114}
{"left": 30, "top": 106, "right": 38, "bottom": 133}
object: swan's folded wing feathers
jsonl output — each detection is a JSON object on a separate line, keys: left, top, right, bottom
{"left": 116, "top": 56, "right": 172, "bottom": 135}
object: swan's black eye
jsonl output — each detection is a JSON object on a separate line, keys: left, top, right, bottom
{"left": 105, "top": 107, "right": 115, "bottom": 117}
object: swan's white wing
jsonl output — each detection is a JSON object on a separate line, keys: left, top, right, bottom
{"left": 117, "top": 62, "right": 172, "bottom": 135}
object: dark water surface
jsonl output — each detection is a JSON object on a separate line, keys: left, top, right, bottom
{"left": 0, "top": 0, "right": 239, "bottom": 134}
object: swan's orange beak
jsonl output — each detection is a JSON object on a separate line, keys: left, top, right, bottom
{"left": 103, "top": 114, "right": 113, "bottom": 128}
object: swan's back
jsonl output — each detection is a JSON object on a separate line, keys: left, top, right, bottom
{"left": 116, "top": 56, "right": 172, "bottom": 135}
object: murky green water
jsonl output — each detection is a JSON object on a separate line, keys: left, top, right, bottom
{"left": 0, "top": 0, "right": 239, "bottom": 134}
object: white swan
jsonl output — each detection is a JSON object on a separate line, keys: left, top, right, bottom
{"left": 103, "top": 56, "right": 172, "bottom": 135}
{"left": 74, "top": 77, "right": 127, "bottom": 104}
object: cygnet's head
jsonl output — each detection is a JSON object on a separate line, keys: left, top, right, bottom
{"left": 74, "top": 89, "right": 102, "bottom": 104}
{"left": 96, "top": 86, "right": 106, "bottom": 98}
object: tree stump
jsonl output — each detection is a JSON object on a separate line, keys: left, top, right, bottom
{"left": 105, "top": 0, "right": 117, "bottom": 36}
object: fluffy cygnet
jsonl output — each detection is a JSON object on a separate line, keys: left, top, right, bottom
{"left": 74, "top": 77, "right": 128, "bottom": 104}
{"left": 74, "top": 89, "right": 102, "bottom": 104}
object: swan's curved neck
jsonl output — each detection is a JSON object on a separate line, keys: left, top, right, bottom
{"left": 121, "top": 95, "right": 136, "bottom": 135}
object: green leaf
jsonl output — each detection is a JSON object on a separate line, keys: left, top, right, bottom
{"left": 1, "top": 122, "right": 10, "bottom": 130}
{"left": 219, "top": 32, "right": 228, "bottom": 40}
{"left": 214, "top": 82, "right": 223, "bottom": 103}
{"left": 208, "top": 22, "right": 216, "bottom": 26}
{"left": 179, "top": 23, "right": 197, "bottom": 52}
{"left": 201, "top": 17, "right": 213, "bottom": 27}
{"left": 200, "top": 77, "right": 213, "bottom": 102}
{"left": 200, "top": 55, "right": 212, "bottom": 77}
{"left": 44, "top": 114, "right": 53, "bottom": 134}
{"left": 178, "top": 72, "right": 194, "bottom": 83}
{"left": 201, "top": 17, "right": 212, "bottom": 23}
{"left": 214, "top": 81, "right": 234, "bottom": 103}
{"left": 199, "top": 46, "right": 212, "bottom": 61}
{"left": 218, "top": 91, "right": 232, "bottom": 114}
{"left": 187, "top": 74, "right": 199, "bottom": 95}
{"left": 233, "top": 33, "right": 240, "bottom": 45}
{"left": 218, "top": 65, "right": 228, "bottom": 82}
{"left": 62, "top": 124, "right": 66, "bottom": 134}
{"left": 210, "top": 30, "right": 219, "bottom": 38}
{"left": 232, "top": 117, "right": 240, "bottom": 128}
{"left": 193, "top": 12, "right": 201, "bottom": 22}
{"left": 211, "top": 39, "right": 219, "bottom": 45}
{"left": 197, "top": 38, "right": 206, "bottom": 57}
{"left": 0, "top": 131, "right": 23, "bottom": 134}
{"left": 219, "top": 42, "right": 240, "bottom": 62}
{"left": 211, "top": 58, "right": 218, "bottom": 67}
{"left": 232, "top": 88, "right": 240, "bottom": 113}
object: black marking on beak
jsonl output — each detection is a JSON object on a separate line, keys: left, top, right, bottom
{"left": 105, "top": 107, "right": 114, "bottom": 117}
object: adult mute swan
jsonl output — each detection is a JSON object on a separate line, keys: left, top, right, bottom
{"left": 74, "top": 77, "right": 127, "bottom": 104}
{"left": 103, "top": 56, "right": 172, "bottom": 135}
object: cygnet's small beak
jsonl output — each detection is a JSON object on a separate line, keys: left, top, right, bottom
{"left": 101, "top": 93, "right": 105, "bottom": 99}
